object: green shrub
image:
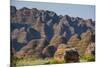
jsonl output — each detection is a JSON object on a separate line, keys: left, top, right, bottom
{"left": 80, "top": 55, "right": 95, "bottom": 62}
{"left": 48, "top": 58, "right": 65, "bottom": 64}
{"left": 11, "top": 56, "right": 19, "bottom": 67}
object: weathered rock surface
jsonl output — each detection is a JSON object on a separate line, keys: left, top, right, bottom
{"left": 11, "top": 6, "right": 95, "bottom": 60}
{"left": 15, "top": 38, "right": 49, "bottom": 58}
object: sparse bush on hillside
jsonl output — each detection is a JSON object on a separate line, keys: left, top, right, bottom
{"left": 11, "top": 56, "right": 19, "bottom": 67}
{"left": 48, "top": 58, "right": 65, "bottom": 64}
{"left": 80, "top": 55, "right": 95, "bottom": 62}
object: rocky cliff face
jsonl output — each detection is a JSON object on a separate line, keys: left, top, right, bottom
{"left": 11, "top": 6, "right": 95, "bottom": 59}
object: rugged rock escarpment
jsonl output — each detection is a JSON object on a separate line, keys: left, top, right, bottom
{"left": 11, "top": 6, "right": 95, "bottom": 60}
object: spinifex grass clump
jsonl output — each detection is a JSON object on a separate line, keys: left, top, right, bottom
{"left": 80, "top": 55, "right": 95, "bottom": 62}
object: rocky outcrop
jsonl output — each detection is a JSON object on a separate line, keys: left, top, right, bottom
{"left": 54, "top": 44, "right": 79, "bottom": 63}
{"left": 11, "top": 6, "right": 95, "bottom": 60}
{"left": 15, "top": 38, "right": 49, "bottom": 58}
{"left": 67, "top": 34, "right": 79, "bottom": 47}
{"left": 76, "top": 30, "right": 93, "bottom": 56}
{"left": 85, "top": 43, "right": 95, "bottom": 56}
{"left": 42, "top": 45, "right": 57, "bottom": 58}
{"left": 50, "top": 35, "right": 67, "bottom": 48}
{"left": 54, "top": 44, "right": 67, "bottom": 62}
{"left": 10, "top": 6, "right": 17, "bottom": 17}
{"left": 11, "top": 6, "right": 95, "bottom": 41}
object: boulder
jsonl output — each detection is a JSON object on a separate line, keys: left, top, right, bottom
{"left": 54, "top": 44, "right": 79, "bottom": 63}
{"left": 64, "top": 48, "right": 79, "bottom": 63}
